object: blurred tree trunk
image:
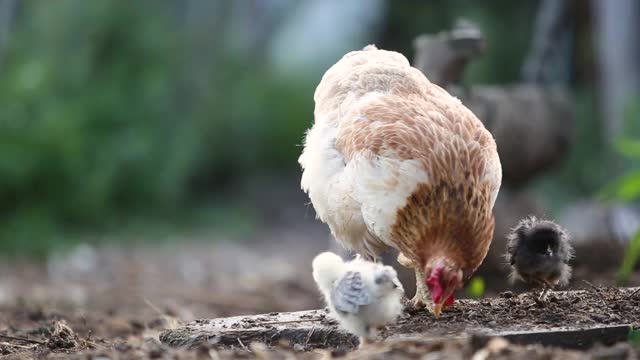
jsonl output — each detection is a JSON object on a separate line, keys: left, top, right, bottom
{"left": 180, "top": 0, "right": 228, "bottom": 96}
{"left": 521, "top": 0, "right": 572, "bottom": 84}
{"left": 592, "top": 0, "right": 640, "bottom": 143}
{"left": 0, "top": 0, "right": 17, "bottom": 67}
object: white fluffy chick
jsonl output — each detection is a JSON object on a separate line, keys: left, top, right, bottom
{"left": 312, "top": 252, "right": 404, "bottom": 346}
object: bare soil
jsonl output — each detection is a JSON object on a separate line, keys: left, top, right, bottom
{"left": 392, "top": 286, "right": 640, "bottom": 336}
{"left": 0, "top": 219, "right": 638, "bottom": 358}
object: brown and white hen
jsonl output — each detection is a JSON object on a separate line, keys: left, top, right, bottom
{"left": 299, "top": 45, "right": 502, "bottom": 316}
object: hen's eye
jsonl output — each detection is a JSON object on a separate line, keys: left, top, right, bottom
{"left": 392, "top": 283, "right": 398, "bottom": 289}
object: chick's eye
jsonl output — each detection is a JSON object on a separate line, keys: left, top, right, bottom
{"left": 392, "top": 283, "right": 398, "bottom": 289}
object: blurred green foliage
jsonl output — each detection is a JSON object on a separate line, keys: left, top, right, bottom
{"left": 0, "top": 1, "right": 313, "bottom": 255}
{"left": 0, "top": 1, "right": 631, "bottom": 257}
{"left": 604, "top": 135, "right": 640, "bottom": 284}
{"left": 0, "top": 1, "right": 541, "bottom": 256}
{"left": 619, "top": 232, "right": 640, "bottom": 285}
{"left": 465, "top": 276, "right": 486, "bottom": 299}
{"left": 597, "top": 100, "right": 640, "bottom": 284}
{"left": 629, "top": 327, "right": 640, "bottom": 345}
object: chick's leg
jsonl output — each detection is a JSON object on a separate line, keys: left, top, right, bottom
{"left": 358, "top": 326, "right": 375, "bottom": 348}
{"left": 538, "top": 286, "right": 548, "bottom": 301}
{"left": 538, "top": 280, "right": 554, "bottom": 301}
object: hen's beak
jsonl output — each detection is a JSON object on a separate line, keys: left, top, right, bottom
{"left": 433, "top": 303, "right": 444, "bottom": 317}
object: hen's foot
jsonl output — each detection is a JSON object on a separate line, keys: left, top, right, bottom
{"left": 410, "top": 294, "right": 426, "bottom": 309}
{"left": 396, "top": 253, "right": 413, "bottom": 268}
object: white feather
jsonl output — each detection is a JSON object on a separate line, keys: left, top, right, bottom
{"left": 300, "top": 122, "right": 373, "bottom": 256}
{"left": 311, "top": 251, "right": 345, "bottom": 298}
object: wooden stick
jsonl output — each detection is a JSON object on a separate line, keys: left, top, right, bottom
{"left": 0, "top": 341, "right": 36, "bottom": 349}
{"left": 625, "top": 287, "right": 640, "bottom": 299}
{"left": 0, "top": 334, "right": 45, "bottom": 345}
{"left": 260, "top": 318, "right": 325, "bottom": 326}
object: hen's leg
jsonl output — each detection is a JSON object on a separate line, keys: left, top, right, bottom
{"left": 412, "top": 267, "right": 429, "bottom": 309}
{"left": 397, "top": 254, "right": 427, "bottom": 309}
{"left": 396, "top": 253, "right": 413, "bottom": 267}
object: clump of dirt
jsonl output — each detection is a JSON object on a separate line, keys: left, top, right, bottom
{"left": 46, "top": 320, "right": 79, "bottom": 350}
{"left": 0, "top": 319, "right": 105, "bottom": 358}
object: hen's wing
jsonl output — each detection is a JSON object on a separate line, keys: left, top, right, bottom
{"left": 331, "top": 271, "right": 372, "bottom": 314}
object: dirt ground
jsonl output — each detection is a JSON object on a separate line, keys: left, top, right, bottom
{"left": 391, "top": 286, "right": 640, "bottom": 336}
{"left": 0, "top": 215, "right": 639, "bottom": 359}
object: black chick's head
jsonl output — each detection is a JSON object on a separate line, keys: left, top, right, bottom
{"left": 506, "top": 216, "right": 574, "bottom": 288}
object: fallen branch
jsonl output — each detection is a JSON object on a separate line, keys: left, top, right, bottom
{"left": 0, "top": 341, "right": 37, "bottom": 349}
{"left": 260, "top": 318, "right": 324, "bottom": 326}
{"left": 0, "top": 334, "right": 45, "bottom": 345}
{"left": 625, "top": 287, "right": 640, "bottom": 300}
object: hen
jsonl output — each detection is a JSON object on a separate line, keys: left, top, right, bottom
{"left": 299, "top": 45, "right": 502, "bottom": 316}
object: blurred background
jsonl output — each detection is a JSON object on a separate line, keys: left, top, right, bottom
{"left": 0, "top": 0, "right": 639, "bottom": 332}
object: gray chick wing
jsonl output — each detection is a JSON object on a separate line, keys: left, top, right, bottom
{"left": 331, "top": 271, "right": 372, "bottom": 314}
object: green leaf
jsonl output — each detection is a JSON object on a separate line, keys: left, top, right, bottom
{"left": 617, "top": 230, "right": 640, "bottom": 285}
{"left": 629, "top": 327, "right": 640, "bottom": 345}
{"left": 465, "top": 276, "right": 485, "bottom": 299}
{"left": 601, "top": 169, "right": 640, "bottom": 202}
{"left": 615, "top": 138, "right": 640, "bottom": 159}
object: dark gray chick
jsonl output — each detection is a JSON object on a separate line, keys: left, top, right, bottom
{"left": 506, "top": 216, "right": 574, "bottom": 298}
